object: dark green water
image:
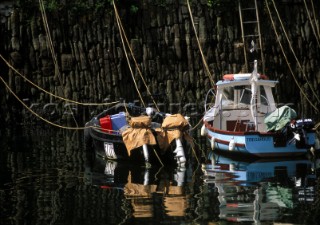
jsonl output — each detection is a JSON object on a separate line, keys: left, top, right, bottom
{"left": 1, "top": 125, "right": 319, "bottom": 225}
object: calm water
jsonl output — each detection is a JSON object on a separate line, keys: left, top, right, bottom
{"left": 1, "top": 125, "right": 319, "bottom": 225}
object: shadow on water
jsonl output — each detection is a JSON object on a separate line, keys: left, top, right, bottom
{"left": 1, "top": 125, "right": 320, "bottom": 224}
{"left": 0, "top": 125, "right": 209, "bottom": 225}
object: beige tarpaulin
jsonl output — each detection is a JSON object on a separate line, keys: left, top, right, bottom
{"left": 155, "top": 114, "right": 193, "bottom": 151}
{"left": 122, "top": 114, "right": 193, "bottom": 155}
{"left": 122, "top": 116, "right": 157, "bottom": 155}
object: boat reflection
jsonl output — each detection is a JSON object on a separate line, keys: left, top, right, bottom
{"left": 84, "top": 156, "right": 190, "bottom": 221}
{"left": 202, "top": 153, "right": 317, "bottom": 223}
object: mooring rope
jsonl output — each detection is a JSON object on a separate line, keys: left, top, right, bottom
{"left": 113, "top": 2, "right": 160, "bottom": 112}
{"left": 113, "top": 3, "right": 146, "bottom": 108}
{"left": 0, "top": 75, "right": 86, "bottom": 130}
{"left": 271, "top": 0, "right": 320, "bottom": 104}
{"left": 0, "top": 55, "right": 119, "bottom": 106}
{"left": 303, "top": 0, "right": 320, "bottom": 48}
{"left": 152, "top": 147, "right": 164, "bottom": 166}
{"left": 0, "top": 74, "right": 122, "bottom": 132}
{"left": 310, "top": 0, "right": 320, "bottom": 39}
{"left": 186, "top": 0, "right": 215, "bottom": 87}
{"left": 188, "top": 116, "right": 204, "bottom": 132}
{"left": 38, "top": 0, "right": 79, "bottom": 127}
{"left": 265, "top": 0, "right": 319, "bottom": 113}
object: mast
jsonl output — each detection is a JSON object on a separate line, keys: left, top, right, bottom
{"left": 250, "top": 60, "right": 259, "bottom": 130}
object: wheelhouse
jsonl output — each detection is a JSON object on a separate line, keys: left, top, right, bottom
{"left": 204, "top": 78, "right": 278, "bottom": 133}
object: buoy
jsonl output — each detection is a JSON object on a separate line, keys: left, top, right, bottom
{"left": 310, "top": 146, "right": 315, "bottom": 156}
{"left": 200, "top": 125, "right": 207, "bottom": 136}
{"left": 223, "top": 73, "right": 268, "bottom": 81}
{"left": 174, "top": 167, "right": 186, "bottom": 186}
{"left": 210, "top": 153, "right": 216, "bottom": 168}
{"left": 142, "top": 144, "right": 151, "bottom": 168}
{"left": 229, "top": 138, "right": 235, "bottom": 151}
{"left": 174, "top": 138, "right": 186, "bottom": 166}
{"left": 230, "top": 163, "right": 235, "bottom": 172}
{"left": 143, "top": 169, "right": 150, "bottom": 185}
{"left": 210, "top": 137, "right": 215, "bottom": 150}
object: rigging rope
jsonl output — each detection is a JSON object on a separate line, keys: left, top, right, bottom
{"left": 0, "top": 55, "right": 119, "bottom": 106}
{"left": 186, "top": 0, "right": 215, "bottom": 87}
{"left": 39, "top": 0, "right": 79, "bottom": 127}
{"left": 310, "top": 0, "right": 320, "bottom": 38}
{"left": 303, "top": 0, "right": 320, "bottom": 48}
{"left": 113, "top": 2, "right": 146, "bottom": 108}
{"left": 265, "top": 0, "right": 319, "bottom": 112}
{"left": 271, "top": 0, "right": 320, "bottom": 104}
{"left": 113, "top": 2, "right": 160, "bottom": 112}
{"left": 0, "top": 75, "right": 84, "bottom": 130}
{"left": 0, "top": 74, "right": 125, "bottom": 132}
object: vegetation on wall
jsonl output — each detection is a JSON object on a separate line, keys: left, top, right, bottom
{"left": 207, "top": 0, "right": 237, "bottom": 10}
{"left": 15, "top": 0, "right": 115, "bottom": 14}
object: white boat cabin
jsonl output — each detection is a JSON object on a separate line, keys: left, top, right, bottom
{"left": 204, "top": 72, "right": 278, "bottom": 133}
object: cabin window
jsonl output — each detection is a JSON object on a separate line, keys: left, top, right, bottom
{"left": 221, "top": 85, "right": 269, "bottom": 110}
{"left": 239, "top": 86, "right": 251, "bottom": 105}
{"left": 221, "top": 87, "right": 235, "bottom": 109}
{"left": 221, "top": 86, "right": 250, "bottom": 109}
{"left": 259, "top": 86, "right": 268, "bottom": 106}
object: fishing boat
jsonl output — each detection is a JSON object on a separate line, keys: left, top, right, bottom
{"left": 84, "top": 102, "right": 191, "bottom": 167}
{"left": 201, "top": 60, "right": 317, "bottom": 158}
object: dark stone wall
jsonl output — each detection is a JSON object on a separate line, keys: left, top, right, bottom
{"left": 0, "top": 0, "right": 319, "bottom": 125}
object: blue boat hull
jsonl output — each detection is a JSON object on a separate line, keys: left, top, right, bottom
{"left": 205, "top": 127, "right": 316, "bottom": 157}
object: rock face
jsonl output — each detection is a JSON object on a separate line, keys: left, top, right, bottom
{"left": 0, "top": 1, "right": 319, "bottom": 125}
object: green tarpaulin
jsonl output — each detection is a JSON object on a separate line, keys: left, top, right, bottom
{"left": 264, "top": 106, "right": 297, "bottom": 131}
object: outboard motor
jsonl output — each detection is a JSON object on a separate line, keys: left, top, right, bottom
{"left": 289, "top": 119, "right": 314, "bottom": 148}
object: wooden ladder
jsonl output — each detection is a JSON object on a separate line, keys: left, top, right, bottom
{"left": 238, "top": 0, "right": 265, "bottom": 73}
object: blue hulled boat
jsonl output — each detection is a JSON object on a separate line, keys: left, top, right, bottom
{"left": 201, "top": 60, "right": 317, "bottom": 158}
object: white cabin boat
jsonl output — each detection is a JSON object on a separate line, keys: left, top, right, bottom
{"left": 201, "top": 60, "right": 316, "bottom": 157}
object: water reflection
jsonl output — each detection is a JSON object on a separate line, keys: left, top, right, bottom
{"left": 1, "top": 126, "right": 209, "bottom": 225}
{"left": 1, "top": 126, "right": 320, "bottom": 225}
{"left": 85, "top": 155, "right": 193, "bottom": 222}
{"left": 202, "top": 153, "right": 318, "bottom": 223}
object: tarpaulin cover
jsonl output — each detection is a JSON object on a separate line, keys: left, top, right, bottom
{"left": 161, "top": 113, "right": 189, "bottom": 129}
{"left": 156, "top": 114, "right": 193, "bottom": 151}
{"left": 264, "top": 105, "right": 297, "bottom": 131}
{"left": 129, "top": 115, "right": 151, "bottom": 128}
{"left": 122, "top": 116, "right": 156, "bottom": 154}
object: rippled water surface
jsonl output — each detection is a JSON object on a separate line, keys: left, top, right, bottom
{"left": 1, "top": 126, "right": 319, "bottom": 225}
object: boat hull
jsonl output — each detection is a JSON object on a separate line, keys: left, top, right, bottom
{"left": 84, "top": 103, "right": 191, "bottom": 166}
{"left": 85, "top": 121, "right": 177, "bottom": 165}
{"left": 204, "top": 125, "right": 316, "bottom": 158}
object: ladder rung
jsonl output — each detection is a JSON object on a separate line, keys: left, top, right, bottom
{"left": 244, "top": 34, "right": 260, "bottom": 37}
{"left": 242, "top": 7, "right": 256, "bottom": 11}
{"left": 243, "top": 21, "right": 258, "bottom": 24}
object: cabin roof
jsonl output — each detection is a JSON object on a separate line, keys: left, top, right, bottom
{"left": 216, "top": 79, "right": 278, "bottom": 88}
